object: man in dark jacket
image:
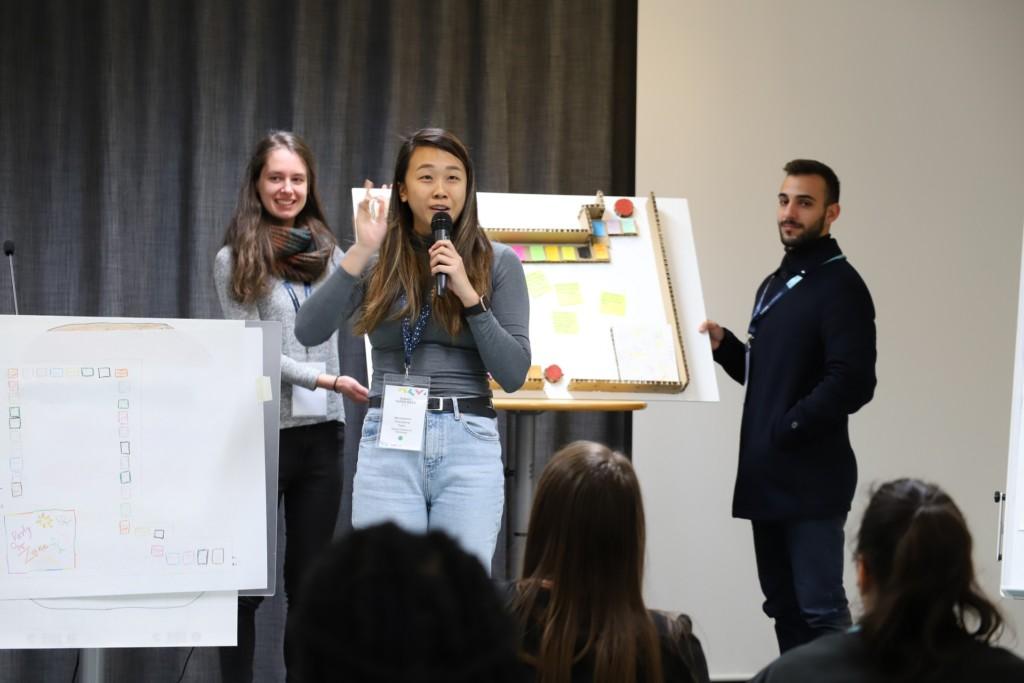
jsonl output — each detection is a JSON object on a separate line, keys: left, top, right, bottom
{"left": 700, "top": 159, "right": 876, "bottom": 653}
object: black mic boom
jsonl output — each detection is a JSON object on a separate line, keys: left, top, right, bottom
{"left": 4, "top": 239, "right": 17, "bottom": 314}
{"left": 431, "top": 212, "right": 453, "bottom": 297}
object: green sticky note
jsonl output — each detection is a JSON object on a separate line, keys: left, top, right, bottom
{"left": 529, "top": 245, "right": 546, "bottom": 261}
{"left": 526, "top": 270, "right": 551, "bottom": 298}
{"left": 553, "top": 311, "right": 580, "bottom": 335}
{"left": 601, "top": 292, "right": 627, "bottom": 316}
{"left": 555, "top": 282, "right": 583, "bottom": 306}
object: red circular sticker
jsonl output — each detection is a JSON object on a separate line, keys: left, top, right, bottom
{"left": 543, "top": 364, "right": 564, "bottom": 383}
{"left": 614, "top": 198, "right": 634, "bottom": 217}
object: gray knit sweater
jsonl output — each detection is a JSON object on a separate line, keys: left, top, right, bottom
{"left": 214, "top": 245, "right": 346, "bottom": 429}
{"left": 295, "top": 242, "right": 530, "bottom": 397}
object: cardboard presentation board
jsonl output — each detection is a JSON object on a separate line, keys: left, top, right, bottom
{"left": 350, "top": 189, "right": 719, "bottom": 404}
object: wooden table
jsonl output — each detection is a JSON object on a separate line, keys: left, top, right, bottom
{"left": 493, "top": 399, "right": 647, "bottom": 578}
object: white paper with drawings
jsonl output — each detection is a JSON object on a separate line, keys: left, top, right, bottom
{"left": 0, "top": 316, "right": 268, "bottom": 599}
{"left": 0, "top": 590, "right": 238, "bottom": 648}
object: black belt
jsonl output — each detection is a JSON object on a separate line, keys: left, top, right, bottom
{"left": 368, "top": 395, "right": 496, "bottom": 418}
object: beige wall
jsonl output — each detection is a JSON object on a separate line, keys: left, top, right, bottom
{"left": 633, "top": 0, "right": 1024, "bottom": 677}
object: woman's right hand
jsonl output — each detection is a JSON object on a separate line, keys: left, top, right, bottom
{"left": 342, "top": 180, "right": 389, "bottom": 276}
{"left": 354, "top": 180, "right": 389, "bottom": 252}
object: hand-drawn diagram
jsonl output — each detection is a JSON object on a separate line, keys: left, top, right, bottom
{"left": 4, "top": 509, "right": 76, "bottom": 573}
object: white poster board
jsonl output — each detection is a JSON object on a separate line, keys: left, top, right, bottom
{"left": 0, "top": 316, "right": 269, "bottom": 600}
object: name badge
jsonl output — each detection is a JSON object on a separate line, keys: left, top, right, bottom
{"left": 379, "top": 373, "right": 430, "bottom": 451}
{"left": 292, "top": 361, "right": 328, "bottom": 418}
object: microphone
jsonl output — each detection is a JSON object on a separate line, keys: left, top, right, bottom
{"left": 3, "top": 240, "right": 17, "bottom": 315}
{"left": 431, "top": 212, "right": 453, "bottom": 297}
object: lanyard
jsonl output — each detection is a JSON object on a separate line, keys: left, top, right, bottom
{"left": 400, "top": 294, "right": 432, "bottom": 375}
{"left": 747, "top": 254, "right": 845, "bottom": 340}
{"left": 282, "top": 281, "right": 312, "bottom": 313}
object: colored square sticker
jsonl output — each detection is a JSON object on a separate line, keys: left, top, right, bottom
{"left": 528, "top": 245, "right": 546, "bottom": 262}
{"left": 553, "top": 311, "right": 580, "bottom": 335}
{"left": 526, "top": 270, "right": 552, "bottom": 298}
{"left": 555, "top": 283, "right": 583, "bottom": 307}
{"left": 601, "top": 292, "right": 627, "bottom": 316}
{"left": 544, "top": 245, "right": 561, "bottom": 262}
{"left": 560, "top": 246, "right": 577, "bottom": 261}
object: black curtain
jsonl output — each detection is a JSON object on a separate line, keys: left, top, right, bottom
{"left": 0, "top": 1, "right": 637, "bottom": 680}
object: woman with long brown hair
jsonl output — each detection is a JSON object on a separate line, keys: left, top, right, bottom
{"left": 750, "top": 478, "right": 1024, "bottom": 682}
{"left": 296, "top": 127, "right": 530, "bottom": 572}
{"left": 510, "top": 441, "right": 709, "bottom": 683}
{"left": 214, "top": 130, "right": 368, "bottom": 682}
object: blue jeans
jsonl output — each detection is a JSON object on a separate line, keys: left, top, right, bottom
{"left": 351, "top": 407, "right": 504, "bottom": 573}
{"left": 752, "top": 516, "right": 852, "bottom": 653}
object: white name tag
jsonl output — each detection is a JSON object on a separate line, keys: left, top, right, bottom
{"left": 292, "top": 361, "right": 328, "bottom": 418}
{"left": 379, "top": 374, "right": 430, "bottom": 451}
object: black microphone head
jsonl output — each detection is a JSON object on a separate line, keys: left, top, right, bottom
{"left": 431, "top": 212, "right": 453, "bottom": 241}
{"left": 2, "top": 240, "right": 13, "bottom": 256}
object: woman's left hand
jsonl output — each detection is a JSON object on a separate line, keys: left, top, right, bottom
{"left": 429, "top": 240, "right": 478, "bottom": 307}
{"left": 332, "top": 375, "right": 369, "bottom": 403}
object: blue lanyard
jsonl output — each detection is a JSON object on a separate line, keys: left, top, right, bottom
{"left": 400, "top": 294, "right": 432, "bottom": 374}
{"left": 281, "top": 281, "right": 312, "bottom": 313}
{"left": 747, "top": 254, "right": 845, "bottom": 340}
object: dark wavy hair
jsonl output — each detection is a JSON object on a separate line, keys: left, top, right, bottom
{"left": 286, "top": 523, "right": 523, "bottom": 683}
{"left": 783, "top": 158, "right": 840, "bottom": 205}
{"left": 353, "top": 128, "right": 493, "bottom": 338}
{"left": 512, "top": 441, "right": 664, "bottom": 683}
{"left": 856, "top": 478, "right": 1004, "bottom": 681}
{"left": 222, "top": 130, "right": 335, "bottom": 304}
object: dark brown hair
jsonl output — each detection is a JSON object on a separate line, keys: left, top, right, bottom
{"left": 856, "top": 478, "right": 1004, "bottom": 681}
{"left": 222, "top": 130, "right": 335, "bottom": 304}
{"left": 783, "top": 158, "right": 840, "bottom": 205}
{"left": 512, "top": 441, "right": 663, "bottom": 683}
{"left": 353, "top": 128, "right": 492, "bottom": 338}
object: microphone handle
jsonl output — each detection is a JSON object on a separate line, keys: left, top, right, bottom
{"left": 434, "top": 228, "right": 450, "bottom": 297}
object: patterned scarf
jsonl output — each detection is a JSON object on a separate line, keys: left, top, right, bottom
{"left": 269, "top": 226, "right": 332, "bottom": 283}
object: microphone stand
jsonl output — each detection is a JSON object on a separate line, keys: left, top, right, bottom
{"left": 6, "top": 252, "right": 17, "bottom": 315}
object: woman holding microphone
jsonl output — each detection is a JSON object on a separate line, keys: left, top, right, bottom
{"left": 296, "top": 127, "right": 530, "bottom": 572}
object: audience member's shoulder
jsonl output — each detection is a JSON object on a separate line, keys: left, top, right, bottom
{"left": 957, "top": 639, "right": 1024, "bottom": 679}
{"left": 749, "top": 632, "right": 865, "bottom": 683}
{"left": 650, "top": 610, "right": 710, "bottom": 683}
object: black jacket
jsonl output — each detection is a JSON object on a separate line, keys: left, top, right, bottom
{"left": 714, "top": 236, "right": 876, "bottom": 520}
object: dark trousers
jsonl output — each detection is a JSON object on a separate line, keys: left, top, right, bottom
{"left": 751, "top": 515, "right": 851, "bottom": 653}
{"left": 220, "top": 421, "right": 344, "bottom": 683}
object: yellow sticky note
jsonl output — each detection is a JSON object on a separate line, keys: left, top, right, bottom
{"left": 555, "top": 282, "right": 583, "bottom": 307}
{"left": 560, "top": 246, "right": 578, "bottom": 261}
{"left": 526, "top": 270, "right": 551, "bottom": 298}
{"left": 601, "top": 292, "right": 627, "bottom": 316}
{"left": 553, "top": 311, "right": 580, "bottom": 335}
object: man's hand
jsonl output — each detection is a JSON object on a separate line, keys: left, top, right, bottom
{"left": 699, "top": 320, "right": 725, "bottom": 351}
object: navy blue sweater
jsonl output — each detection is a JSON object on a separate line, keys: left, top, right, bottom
{"left": 714, "top": 236, "right": 876, "bottom": 520}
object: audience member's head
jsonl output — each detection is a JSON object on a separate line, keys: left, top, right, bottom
{"left": 513, "top": 440, "right": 663, "bottom": 682}
{"left": 288, "top": 522, "right": 521, "bottom": 683}
{"left": 855, "top": 478, "right": 1003, "bottom": 678}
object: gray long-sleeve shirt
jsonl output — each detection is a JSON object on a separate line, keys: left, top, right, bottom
{"left": 295, "top": 241, "right": 530, "bottom": 397}
{"left": 214, "top": 245, "right": 346, "bottom": 429}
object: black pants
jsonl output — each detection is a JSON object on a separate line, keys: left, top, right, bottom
{"left": 220, "top": 421, "right": 343, "bottom": 683}
{"left": 752, "top": 515, "right": 852, "bottom": 653}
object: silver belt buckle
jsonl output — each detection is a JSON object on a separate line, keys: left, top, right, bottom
{"left": 427, "top": 397, "right": 444, "bottom": 411}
